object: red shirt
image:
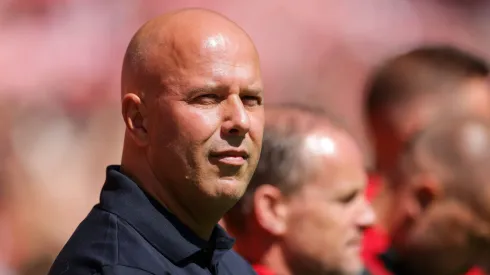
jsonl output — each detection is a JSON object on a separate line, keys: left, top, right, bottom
{"left": 362, "top": 175, "right": 391, "bottom": 275}
{"left": 253, "top": 265, "right": 275, "bottom": 275}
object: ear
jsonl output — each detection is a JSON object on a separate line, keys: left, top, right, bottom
{"left": 122, "top": 93, "right": 149, "bottom": 146}
{"left": 410, "top": 173, "right": 443, "bottom": 215}
{"left": 253, "top": 184, "right": 289, "bottom": 236}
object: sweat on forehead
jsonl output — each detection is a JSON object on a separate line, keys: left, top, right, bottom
{"left": 120, "top": 8, "right": 257, "bottom": 97}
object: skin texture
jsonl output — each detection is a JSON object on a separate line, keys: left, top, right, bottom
{"left": 119, "top": 8, "right": 264, "bottom": 240}
{"left": 227, "top": 107, "right": 375, "bottom": 275}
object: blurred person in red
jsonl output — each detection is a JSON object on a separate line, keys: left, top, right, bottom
{"left": 223, "top": 104, "right": 375, "bottom": 275}
{"left": 363, "top": 45, "right": 490, "bottom": 275}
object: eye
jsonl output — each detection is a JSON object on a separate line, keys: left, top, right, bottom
{"left": 193, "top": 94, "right": 221, "bottom": 105}
{"left": 339, "top": 190, "right": 359, "bottom": 204}
{"left": 241, "top": 95, "right": 262, "bottom": 106}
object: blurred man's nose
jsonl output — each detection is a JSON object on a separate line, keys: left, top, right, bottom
{"left": 357, "top": 198, "right": 376, "bottom": 230}
{"left": 221, "top": 94, "right": 251, "bottom": 137}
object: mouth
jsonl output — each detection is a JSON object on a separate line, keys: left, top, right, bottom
{"left": 347, "top": 237, "right": 362, "bottom": 250}
{"left": 209, "top": 150, "right": 249, "bottom": 166}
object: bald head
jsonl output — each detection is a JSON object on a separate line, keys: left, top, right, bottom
{"left": 121, "top": 8, "right": 259, "bottom": 98}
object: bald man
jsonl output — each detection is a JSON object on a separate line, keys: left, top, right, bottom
{"left": 363, "top": 46, "right": 490, "bottom": 275}
{"left": 223, "top": 104, "right": 375, "bottom": 275}
{"left": 372, "top": 116, "right": 490, "bottom": 274}
{"left": 49, "top": 8, "right": 264, "bottom": 275}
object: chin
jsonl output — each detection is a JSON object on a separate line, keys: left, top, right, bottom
{"left": 213, "top": 178, "right": 247, "bottom": 199}
{"left": 341, "top": 262, "right": 363, "bottom": 275}
{"left": 335, "top": 255, "right": 363, "bottom": 275}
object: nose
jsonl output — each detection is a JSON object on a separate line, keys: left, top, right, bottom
{"left": 221, "top": 94, "right": 251, "bottom": 137}
{"left": 357, "top": 197, "right": 376, "bottom": 230}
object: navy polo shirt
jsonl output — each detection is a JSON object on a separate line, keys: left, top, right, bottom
{"left": 49, "top": 165, "right": 256, "bottom": 275}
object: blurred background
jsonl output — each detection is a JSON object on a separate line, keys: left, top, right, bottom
{"left": 1, "top": 0, "right": 490, "bottom": 274}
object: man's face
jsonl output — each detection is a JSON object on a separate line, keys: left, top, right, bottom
{"left": 145, "top": 33, "right": 264, "bottom": 205}
{"left": 282, "top": 132, "right": 375, "bottom": 275}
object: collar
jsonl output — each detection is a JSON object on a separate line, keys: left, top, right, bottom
{"left": 379, "top": 248, "right": 399, "bottom": 275}
{"left": 98, "top": 165, "right": 235, "bottom": 265}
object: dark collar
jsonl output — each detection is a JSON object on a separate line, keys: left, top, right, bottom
{"left": 379, "top": 248, "right": 414, "bottom": 275}
{"left": 98, "top": 165, "right": 235, "bottom": 264}
{"left": 379, "top": 248, "right": 475, "bottom": 275}
{"left": 379, "top": 248, "right": 400, "bottom": 275}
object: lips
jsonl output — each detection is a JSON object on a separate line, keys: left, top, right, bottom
{"left": 209, "top": 149, "right": 249, "bottom": 166}
{"left": 347, "top": 236, "right": 362, "bottom": 248}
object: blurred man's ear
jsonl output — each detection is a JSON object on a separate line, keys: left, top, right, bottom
{"left": 410, "top": 173, "right": 442, "bottom": 217}
{"left": 253, "top": 185, "right": 288, "bottom": 236}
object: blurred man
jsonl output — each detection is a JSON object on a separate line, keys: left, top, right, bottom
{"left": 49, "top": 8, "right": 264, "bottom": 275}
{"left": 364, "top": 45, "right": 490, "bottom": 275}
{"left": 373, "top": 116, "right": 490, "bottom": 274}
{"left": 224, "top": 104, "right": 375, "bottom": 275}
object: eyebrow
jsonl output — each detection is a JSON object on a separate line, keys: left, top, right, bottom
{"left": 188, "top": 85, "right": 263, "bottom": 95}
{"left": 241, "top": 87, "right": 263, "bottom": 95}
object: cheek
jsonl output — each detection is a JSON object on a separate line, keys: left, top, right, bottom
{"left": 286, "top": 202, "right": 347, "bottom": 250}
{"left": 388, "top": 194, "right": 414, "bottom": 239}
{"left": 248, "top": 109, "right": 264, "bottom": 141}
{"left": 171, "top": 105, "right": 221, "bottom": 144}
{"left": 148, "top": 106, "right": 220, "bottom": 165}
{"left": 248, "top": 113, "right": 264, "bottom": 154}
{"left": 412, "top": 205, "right": 474, "bottom": 248}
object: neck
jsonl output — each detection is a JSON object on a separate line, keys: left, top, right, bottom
{"left": 121, "top": 139, "right": 217, "bottom": 240}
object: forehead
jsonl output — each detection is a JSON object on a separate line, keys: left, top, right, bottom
{"left": 456, "top": 78, "right": 490, "bottom": 118}
{"left": 301, "top": 130, "right": 366, "bottom": 191}
{"left": 167, "top": 32, "right": 262, "bottom": 89}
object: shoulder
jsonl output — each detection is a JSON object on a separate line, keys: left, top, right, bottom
{"left": 50, "top": 206, "right": 173, "bottom": 275}
{"left": 49, "top": 207, "right": 120, "bottom": 274}
{"left": 219, "top": 250, "right": 257, "bottom": 274}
